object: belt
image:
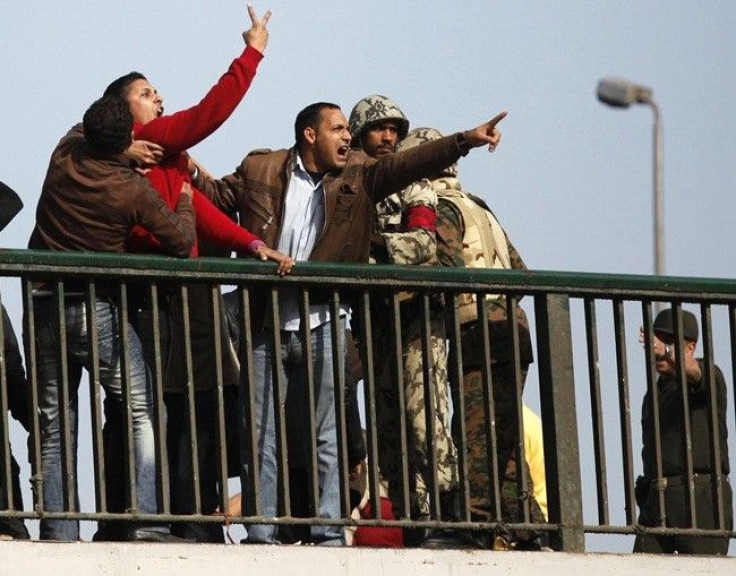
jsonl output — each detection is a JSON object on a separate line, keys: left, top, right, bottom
{"left": 649, "top": 473, "right": 727, "bottom": 489}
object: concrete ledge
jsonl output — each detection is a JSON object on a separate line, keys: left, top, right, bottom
{"left": 1, "top": 541, "right": 734, "bottom": 576}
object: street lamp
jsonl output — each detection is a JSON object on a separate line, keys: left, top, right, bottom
{"left": 597, "top": 77, "right": 664, "bottom": 278}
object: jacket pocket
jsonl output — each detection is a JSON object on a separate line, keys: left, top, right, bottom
{"left": 333, "top": 184, "right": 357, "bottom": 223}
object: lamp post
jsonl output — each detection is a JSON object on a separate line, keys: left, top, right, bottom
{"left": 597, "top": 77, "right": 664, "bottom": 278}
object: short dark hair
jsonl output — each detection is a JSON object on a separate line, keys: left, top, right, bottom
{"left": 294, "top": 102, "right": 341, "bottom": 146}
{"left": 83, "top": 95, "right": 134, "bottom": 155}
{"left": 103, "top": 71, "right": 147, "bottom": 99}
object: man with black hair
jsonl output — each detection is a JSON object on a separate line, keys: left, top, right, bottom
{"left": 28, "top": 95, "right": 195, "bottom": 542}
{"left": 195, "top": 102, "right": 507, "bottom": 545}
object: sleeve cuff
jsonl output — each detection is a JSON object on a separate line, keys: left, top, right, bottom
{"left": 248, "top": 239, "right": 266, "bottom": 254}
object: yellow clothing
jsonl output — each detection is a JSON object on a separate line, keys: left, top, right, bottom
{"left": 523, "top": 405, "right": 547, "bottom": 521}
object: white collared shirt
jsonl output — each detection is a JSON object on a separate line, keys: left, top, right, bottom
{"left": 276, "top": 153, "right": 347, "bottom": 331}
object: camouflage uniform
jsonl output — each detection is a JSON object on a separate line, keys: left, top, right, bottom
{"left": 403, "top": 128, "right": 545, "bottom": 535}
{"left": 349, "top": 97, "right": 458, "bottom": 520}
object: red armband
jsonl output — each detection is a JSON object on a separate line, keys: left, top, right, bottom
{"left": 404, "top": 205, "right": 436, "bottom": 233}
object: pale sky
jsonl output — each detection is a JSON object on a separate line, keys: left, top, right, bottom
{"left": 1, "top": 1, "right": 734, "bottom": 550}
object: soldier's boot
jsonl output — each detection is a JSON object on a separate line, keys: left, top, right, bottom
{"left": 421, "top": 490, "right": 491, "bottom": 549}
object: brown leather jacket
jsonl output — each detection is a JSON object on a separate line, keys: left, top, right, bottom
{"left": 196, "top": 134, "right": 467, "bottom": 264}
{"left": 29, "top": 124, "right": 195, "bottom": 257}
{"left": 195, "top": 133, "right": 467, "bottom": 329}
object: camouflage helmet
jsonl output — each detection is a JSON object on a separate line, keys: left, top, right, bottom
{"left": 348, "top": 94, "right": 409, "bottom": 146}
{"left": 397, "top": 127, "right": 458, "bottom": 177}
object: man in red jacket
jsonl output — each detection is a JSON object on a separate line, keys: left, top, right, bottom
{"left": 97, "top": 5, "right": 293, "bottom": 543}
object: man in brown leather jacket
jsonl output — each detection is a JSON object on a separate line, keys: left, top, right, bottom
{"left": 194, "top": 102, "right": 506, "bottom": 545}
{"left": 28, "top": 95, "right": 194, "bottom": 542}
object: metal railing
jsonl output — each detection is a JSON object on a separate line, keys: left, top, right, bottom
{"left": 0, "top": 249, "right": 733, "bottom": 552}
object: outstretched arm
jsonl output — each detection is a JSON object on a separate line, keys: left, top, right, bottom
{"left": 459, "top": 111, "right": 507, "bottom": 152}
{"left": 134, "top": 5, "right": 272, "bottom": 151}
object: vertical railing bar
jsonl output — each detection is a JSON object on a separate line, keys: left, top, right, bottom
{"left": 612, "top": 299, "right": 636, "bottom": 524}
{"left": 700, "top": 303, "right": 725, "bottom": 530}
{"left": 54, "top": 281, "right": 75, "bottom": 514}
{"left": 672, "top": 303, "right": 696, "bottom": 528}
{"left": 22, "top": 279, "right": 43, "bottom": 514}
{"left": 730, "top": 304, "right": 736, "bottom": 437}
{"left": 84, "top": 281, "right": 106, "bottom": 513}
{"left": 148, "top": 284, "right": 169, "bottom": 513}
{"left": 118, "top": 282, "right": 137, "bottom": 513}
{"left": 0, "top": 291, "right": 13, "bottom": 511}
{"left": 508, "top": 295, "right": 529, "bottom": 524}
{"left": 269, "top": 288, "right": 290, "bottom": 518}
{"left": 298, "top": 288, "right": 320, "bottom": 522}
{"left": 180, "top": 285, "right": 201, "bottom": 515}
{"left": 420, "top": 292, "right": 440, "bottom": 519}
{"left": 477, "top": 295, "right": 501, "bottom": 522}
{"left": 329, "top": 292, "right": 350, "bottom": 517}
{"left": 391, "top": 292, "right": 409, "bottom": 521}
{"left": 238, "top": 286, "right": 261, "bottom": 516}
{"left": 359, "top": 290, "right": 381, "bottom": 521}
{"left": 584, "top": 297, "right": 609, "bottom": 525}
{"left": 641, "top": 301, "right": 666, "bottom": 526}
{"left": 210, "top": 286, "right": 230, "bottom": 515}
{"left": 446, "top": 292, "right": 470, "bottom": 521}
{"left": 534, "top": 293, "right": 584, "bottom": 552}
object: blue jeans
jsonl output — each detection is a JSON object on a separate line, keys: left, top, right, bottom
{"left": 240, "top": 320, "right": 344, "bottom": 544}
{"left": 31, "top": 297, "right": 159, "bottom": 541}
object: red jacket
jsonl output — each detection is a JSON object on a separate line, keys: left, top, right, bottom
{"left": 128, "top": 45, "right": 265, "bottom": 257}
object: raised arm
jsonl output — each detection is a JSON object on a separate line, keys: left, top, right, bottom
{"left": 134, "top": 5, "right": 272, "bottom": 151}
{"left": 365, "top": 112, "right": 508, "bottom": 203}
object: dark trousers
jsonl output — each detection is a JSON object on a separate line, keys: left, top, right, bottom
{"left": 166, "top": 390, "right": 226, "bottom": 543}
{"left": 0, "top": 454, "right": 30, "bottom": 539}
{"left": 634, "top": 474, "right": 733, "bottom": 555}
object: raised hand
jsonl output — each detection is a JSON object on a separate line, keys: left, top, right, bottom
{"left": 242, "top": 4, "right": 272, "bottom": 54}
{"left": 463, "top": 111, "right": 507, "bottom": 152}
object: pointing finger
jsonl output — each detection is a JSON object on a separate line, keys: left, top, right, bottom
{"left": 262, "top": 9, "right": 272, "bottom": 24}
{"left": 488, "top": 111, "right": 507, "bottom": 129}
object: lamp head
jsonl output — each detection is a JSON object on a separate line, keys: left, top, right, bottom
{"left": 597, "top": 77, "right": 653, "bottom": 107}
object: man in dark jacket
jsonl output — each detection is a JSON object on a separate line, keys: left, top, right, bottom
{"left": 195, "top": 102, "right": 506, "bottom": 545}
{"left": 634, "top": 309, "right": 732, "bottom": 555}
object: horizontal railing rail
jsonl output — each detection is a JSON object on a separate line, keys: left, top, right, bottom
{"left": 0, "top": 249, "right": 732, "bottom": 553}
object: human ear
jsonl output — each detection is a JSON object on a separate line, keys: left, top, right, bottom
{"left": 304, "top": 126, "right": 316, "bottom": 144}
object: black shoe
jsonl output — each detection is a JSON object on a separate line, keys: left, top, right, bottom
{"left": 127, "top": 528, "right": 189, "bottom": 543}
{"left": 422, "top": 528, "right": 491, "bottom": 550}
{"left": 0, "top": 518, "right": 30, "bottom": 540}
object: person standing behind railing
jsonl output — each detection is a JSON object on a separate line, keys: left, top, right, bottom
{"left": 98, "top": 5, "right": 293, "bottom": 543}
{"left": 634, "top": 309, "right": 732, "bottom": 555}
{"left": 27, "top": 95, "right": 196, "bottom": 542}
{"left": 193, "top": 102, "right": 507, "bottom": 546}
{"left": 0, "top": 181, "right": 31, "bottom": 540}
{"left": 408, "top": 126, "right": 546, "bottom": 548}
{"left": 347, "top": 95, "right": 464, "bottom": 549}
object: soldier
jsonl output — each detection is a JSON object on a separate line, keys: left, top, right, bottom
{"left": 348, "top": 96, "right": 463, "bottom": 548}
{"left": 397, "top": 127, "right": 546, "bottom": 548}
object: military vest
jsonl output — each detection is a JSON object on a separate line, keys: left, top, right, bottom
{"left": 436, "top": 178, "right": 511, "bottom": 325}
